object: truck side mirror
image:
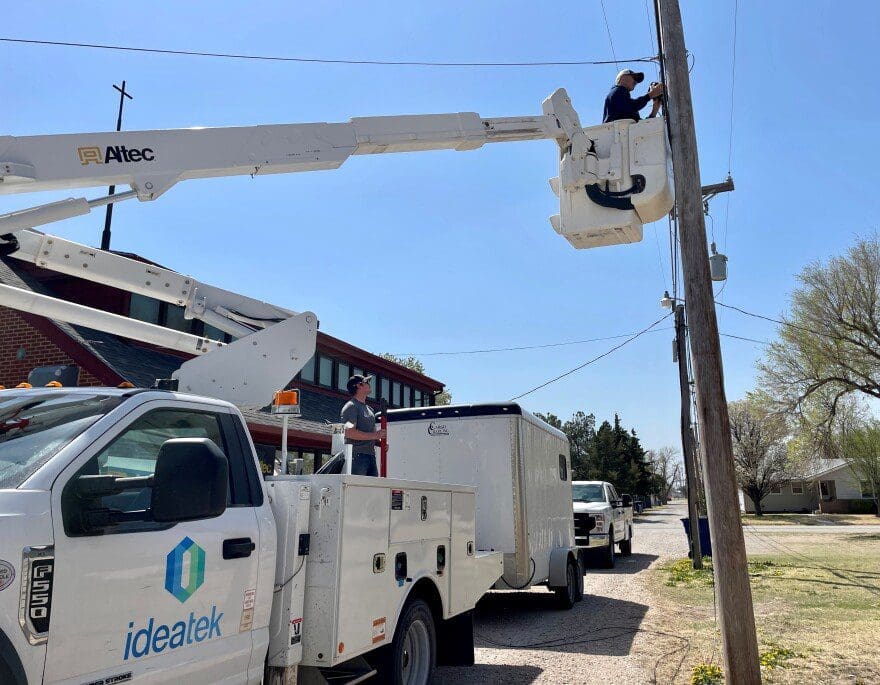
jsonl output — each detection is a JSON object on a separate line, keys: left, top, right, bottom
{"left": 151, "top": 438, "right": 228, "bottom": 523}
{"left": 621, "top": 494, "right": 633, "bottom": 508}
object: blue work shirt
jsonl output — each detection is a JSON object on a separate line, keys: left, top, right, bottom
{"left": 603, "top": 85, "right": 652, "bottom": 123}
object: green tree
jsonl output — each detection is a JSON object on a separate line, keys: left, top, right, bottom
{"left": 729, "top": 396, "right": 792, "bottom": 516}
{"left": 535, "top": 412, "right": 563, "bottom": 430}
{"left": 537, "top": 410, "right": 654, "bottom": 494}
{"left": 380, "top": 353, "right": 451, "bottom": 405}
{"left": 759, "top": 236, "right": 880, "bottom": 431}
{"left": 839, "top": 420, "right": 880, "bottom": 516}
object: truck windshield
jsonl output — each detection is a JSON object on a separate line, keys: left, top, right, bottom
{"left": 572, "top": 483, "right": 605, "bottom": 503}
{"left": 0, "top": 392, "right": 123, "bottom": 489}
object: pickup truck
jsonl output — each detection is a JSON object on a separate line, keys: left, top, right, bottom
{"left": 572, "top": 481, "right": 634, "bottom": 568}
{"left": 0, "top": 387, "right": 502, "bottom": 685}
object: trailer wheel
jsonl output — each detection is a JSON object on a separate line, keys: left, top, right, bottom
{"left": 554, "top": 558, "right": 579, "bottom": 609}
{"left": 378, "top": 598, "right": 436, "bottom": 685}
{"left": 601, "top": 527, "right": 616, "bottom": 568}
{"left": 619, "top": 525, "right": 633, "bottom": 556}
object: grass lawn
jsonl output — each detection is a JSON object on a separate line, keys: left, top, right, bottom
{"left": 648, "top": 533, "right": 880, "bottom": 684}
{"left": 741, "top": 513, "right": 880, "bottom": 526}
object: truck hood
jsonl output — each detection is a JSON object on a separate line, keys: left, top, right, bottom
{"left": 573, "top": 501, "right": 609, "bottom": 513}
{"left": 0, "top": 489, "right": 53, "bottom": 683}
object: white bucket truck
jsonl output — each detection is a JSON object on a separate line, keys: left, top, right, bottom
{"left": 0, "top": 386, "right": 501, "bottom": 684}
{"left": 384, "top": 403, "right": 584, "bottom": 608}
{"left": 0, "top": 86, "right": 673, "bottom": 682}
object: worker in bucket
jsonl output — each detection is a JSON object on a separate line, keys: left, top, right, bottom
{"left": 341, "top": 374, "right": 386, "bottom": 476}
{"left": 603, "top": 69, "right": 664, "bottom": 123}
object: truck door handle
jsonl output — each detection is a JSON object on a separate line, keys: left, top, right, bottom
{"left": 223, "top": 537, "right": 256, "bottom": 560}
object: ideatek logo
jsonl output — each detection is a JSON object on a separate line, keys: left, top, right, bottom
{"left": 427, "top": 422, "right": 449, "bottom": 436}
{"left": 165, "top": 537, "right": 205, "bottom": 603}
{"left": 77, "top": 145, "right": 155, "bottom": 165}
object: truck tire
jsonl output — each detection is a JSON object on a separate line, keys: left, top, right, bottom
{"left": 554, "top": 557, "right": 579, "bottom": 610}
{"left": 378, "top": 598, "right": 436, "bottom": 685}
{"left": 601, "top": 527, "right": 616, "bottom": 568}
{"left": 619, "top": 525, "right": 633, "bottom": 556}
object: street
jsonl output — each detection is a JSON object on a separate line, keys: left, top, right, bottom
{"left": 436, "top": 502, "right": 692, "bottom": 684}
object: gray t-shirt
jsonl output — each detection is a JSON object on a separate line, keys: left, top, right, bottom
{"left": 341, "top": 398, "right": 377, "bottom": 455}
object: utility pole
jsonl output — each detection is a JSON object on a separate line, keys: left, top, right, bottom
{"left": 674, "top": 304, "right": 702, "bottom": 568}
{"left": 656, "top": 1, "right": 761, "bottom": 682}
{"left": 100, "top": 80, "right": 133, "bottom": 251}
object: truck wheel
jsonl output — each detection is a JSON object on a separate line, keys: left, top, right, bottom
{"left": 619, "top": 526, "right": 633, "bottom": 556}
{"left": 378, "top": 598, "right": 436, "bottom": 685}
{"left": 601, "top": 527, "right": 616, "bottom": 568}
{"left": 554, "top": 558, "right": 579, "bottom": 609}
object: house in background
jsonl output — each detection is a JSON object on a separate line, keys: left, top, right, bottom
{"left": 740, "top": 458, "right": 878, "bottom": 514}
{"left": 0, "top": 253, "right": 445, "bottom": 474}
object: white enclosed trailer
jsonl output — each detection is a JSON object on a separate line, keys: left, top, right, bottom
{"left": 385, "top": 404, "right": 582, "bottom": 607}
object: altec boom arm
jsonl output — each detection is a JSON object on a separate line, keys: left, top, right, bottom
{"left": 0, "top": 89, "right": 672, "bottom": 247}
{"left": 0, "top": 88, "right": 673, "bottom": 407}
{"left": 0, "top": 107, "right": 563, "bottom": 203}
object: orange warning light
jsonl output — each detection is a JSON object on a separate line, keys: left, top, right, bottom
{"left": 118, "top": 382, "right": 135, "bottom": 389}
{"left": 45, "top": 381, "right": 63, "bottom": 387}
{"left": 272, "top": 389, "right": 302, "bottom": 415}
{"left": 16, "top": 382, "right": 32, "bottom": 389}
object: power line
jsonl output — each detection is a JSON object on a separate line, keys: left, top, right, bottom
{"left": 653, "top": 222, "right": 670, "bottom": 292}
{"left": 599, "top": 0, "right": 620, "bottom": 68}
{"left": 644, "top": 0, "right": 658, "bottom": 57}
{"left": 509, "top": 313, "right": 673, "bottom": 401}
{"left": 391, "top": 327, "right": 673, "bottom": 357}
{"left": 726, "top": 0, "right": 739, "bottom": 175}
{"left": 0, "top": 37, "right": 656, "bottom": 68}
{"left": 720, "top": 332, "right": 769, "bottom": 345}
{"left": 723, "top": 0, "right": 739, "bottom": 253}
{"left": 714, "top": 300, "right": 868, "bottom": 348}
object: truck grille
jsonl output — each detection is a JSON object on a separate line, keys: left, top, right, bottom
{"left": 573, "top": 512, "right": 596, "bottom": 544}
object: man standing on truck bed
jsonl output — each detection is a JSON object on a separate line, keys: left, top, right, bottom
{"left": 341, "top": 374, "right": 386, "bottom": 476}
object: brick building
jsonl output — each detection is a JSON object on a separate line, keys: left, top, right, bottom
{"left": 0, "top": 254, "right": 444, "bottom": 473}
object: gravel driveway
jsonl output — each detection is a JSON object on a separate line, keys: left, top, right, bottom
{"left": 435, "top": 502, "right": 692, "bottom": 684}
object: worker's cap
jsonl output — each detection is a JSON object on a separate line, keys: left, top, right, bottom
{"left": 616, "top": 69, "right": 645, "bottom": 84}
{"left": 346, "top": 374, "right": 374, "bottom": 394}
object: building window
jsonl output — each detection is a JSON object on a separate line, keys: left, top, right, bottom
{"left": 337, "top": 362, "right": 350, "bottom": 392}
{"left": 381, "top": 378, "right": 391, "bottom": 403}
{"left": 203, "top": 323, "right": 227, "bottom": 342}
{"left": 414, "top": 390, "right": 423, "bottom": 407}
{"left": 353, "top": 367, "right": 363, "bottom": 378}
{"left": 392, "top": 382, "right": 402, "bottom": 407}
{"left": 318, "top": 356, "right": 333, "bottom": 387}
{"left": 129, "top": 293, "right": 161, "bottom": 324}
{"left": 791, "top": 481, "right": 803, "bottom": 494}
{"left": 770, "top": 483, "right": 783, "bottom": 494}
{"left": 861, "top": 480, "right": 876, "bottom": 498}
{"left": 300, "top": 356, "right": 316, "bottom": 384}
{"left": 403, "top": 385, "right": 412, "bottom": 407}
{"left": 367, "top": 373, "right": 377, "bottom": 399}
{"left": 164, "top": 304, "right": 192, "bottom": 333}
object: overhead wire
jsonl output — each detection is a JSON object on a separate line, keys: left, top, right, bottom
{"left": 0, "top": 37, "right": 655, "bottom": 68}
{"left": 723, "top": 0, "right": 740, "bottom": 254}
{"left": 653, "top": 222, "right": 670, "bottom": 292}
{"left": 509, "top": 313, "right": 673, "bottom": 401}
{"left": 599, "top": 0, "right": 620, "bottom": 68}
{"left": 391, "top": 327, "right": 673, "bottom": 357}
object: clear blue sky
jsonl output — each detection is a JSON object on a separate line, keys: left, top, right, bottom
{"left": 3, "top": 1, "right": 880, "bottom": 453}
